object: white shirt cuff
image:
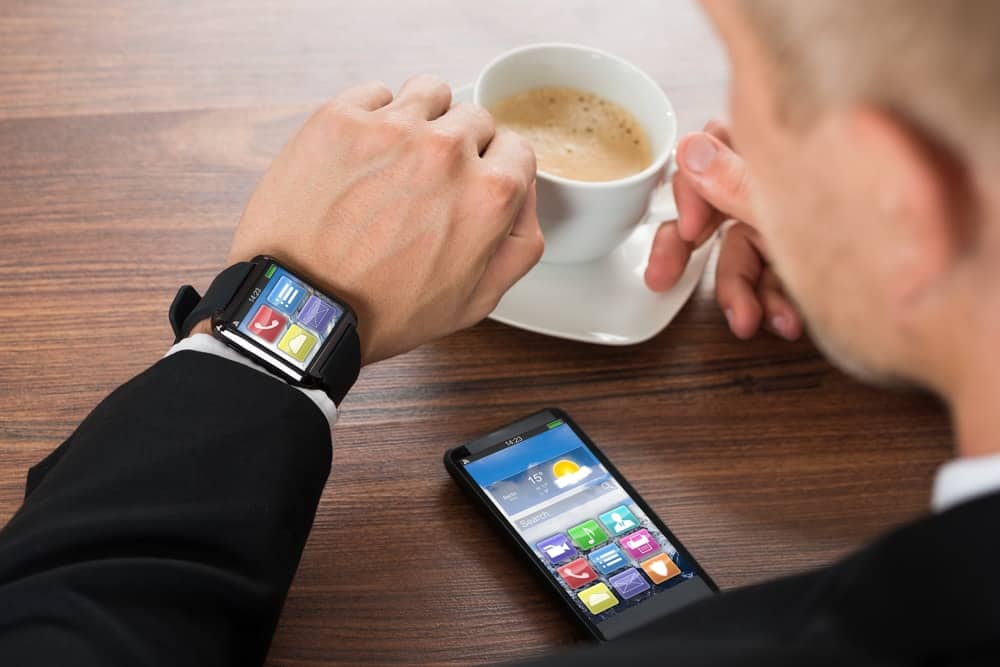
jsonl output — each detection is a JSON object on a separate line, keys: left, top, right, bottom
{"left": 932, "top": 451, "right": 1000, "bottom": 513}
{"left": 164, "top": 334, "right": 337, "bottom": 430}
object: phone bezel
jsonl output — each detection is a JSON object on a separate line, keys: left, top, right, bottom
{"left": 443, "top": 407, "right": 718, "bottom": 641}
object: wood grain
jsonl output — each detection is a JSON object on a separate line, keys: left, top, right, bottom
{"left": 0, "top": 1, "right": 952, "bottom": 665}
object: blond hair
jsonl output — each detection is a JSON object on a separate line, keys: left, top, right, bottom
{"left": 742, "top": 0, "right": 1000, "bottom": 164}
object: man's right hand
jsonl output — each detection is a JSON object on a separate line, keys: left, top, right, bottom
{"left": 644, "top": 120, "right": 803, "bottom": 341}
{"left": 227, "top": 76, "right": 543, "bottom": 365}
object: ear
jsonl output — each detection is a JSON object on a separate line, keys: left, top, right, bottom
{"left": 847, "top": 107, "right": 972, "bottom": 313}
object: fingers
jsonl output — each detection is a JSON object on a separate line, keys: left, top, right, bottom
{"left": 334, "top": 81, "right": 394, "bottom": 111}
{"left": 480, "top": 129, "right": 536, "bottom": 216}
{"left": 434, "top": 102, "right": 496, "bottom": 154}
{"left": 645, "top": 172, "right": 722, "bottom": 292}
{"left": 672, "top": 118, "right": 733, "bottom": 243}
{"left": 715, "top": 222, "right": 766, "bottom": 339}
{"left": 757, "top": 267, "right": 804, "bottom": 340}
{"left": 508, "top": 178, "right": 541, "bottom": 239}
{"left": 482, "top": 128, "right": 535, "bottom": 175}
{"left": 644, "top": 222, "right": 693, "bottom": 292}
{"left": 470, "top": 182, "right": 544, "bottom": 322}
{"left": 675, "top": 131, "right": 756, "bottom": 227}
{"left": 647, "top": 118, "right": 732, "bottom": 293}
{"left": 677, "top": 119, "right": 802, "bottom": 341}
{"left": 673, "top": 166, "right": 729, "bottom": 244}
{"left": 703, "top": 118, "right": 732, "bottom": 146}
{"left": 388, "top": 74, "right": 452, "bottom": 120}
{"left": 714, "top": 222, "right": 803, "bottom": 341}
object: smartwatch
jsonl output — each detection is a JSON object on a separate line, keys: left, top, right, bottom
{"left": 168, "top": 255, "right": 361, "bottom": 405}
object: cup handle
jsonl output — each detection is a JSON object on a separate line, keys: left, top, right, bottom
{"left": 643, "top": 151, "right": 678, "bottom": 224}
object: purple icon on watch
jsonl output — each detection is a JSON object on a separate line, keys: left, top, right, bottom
{"left": 298, "top": 295, "right": 341, "bottom": 332}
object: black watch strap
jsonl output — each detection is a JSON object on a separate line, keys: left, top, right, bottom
{"left": 319, "top": 324, "right": 362, "bottom": 406}
{"left": 169, "top": 261, "right": 254, "bottom": 343}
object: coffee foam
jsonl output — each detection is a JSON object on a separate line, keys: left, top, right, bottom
{"left": 490, "top": 86, "right": 653, "bottom": 182}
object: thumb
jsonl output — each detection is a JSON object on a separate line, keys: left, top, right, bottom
{"left": 676, "top": 132, "right": 756, "bottom": 226}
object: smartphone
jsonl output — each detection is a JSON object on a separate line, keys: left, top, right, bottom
{"left": 444, "top": 408, "right": 717, "bottom": 641}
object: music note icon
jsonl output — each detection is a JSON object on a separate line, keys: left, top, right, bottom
{"left": 568, "top": 520, "right": 609, "bottom": 550}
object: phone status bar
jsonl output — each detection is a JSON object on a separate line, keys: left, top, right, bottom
{"left": 461, "top": 419, "right": 566, "bottom": 465}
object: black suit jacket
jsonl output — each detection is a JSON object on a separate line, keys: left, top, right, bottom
{"left": 0, "top": 352, "right": 996, "bottom": 665}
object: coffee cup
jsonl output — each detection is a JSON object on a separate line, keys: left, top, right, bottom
{"left": 474, "top": 43, "right": 678, "bottom": 264}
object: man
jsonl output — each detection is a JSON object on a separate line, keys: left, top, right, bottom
{"left": 0, "top": 0, "right": 997, "bottom": 665}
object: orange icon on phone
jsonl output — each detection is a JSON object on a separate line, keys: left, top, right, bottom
{"left": 640, "top": 553, "right": 681, "bottom": 584}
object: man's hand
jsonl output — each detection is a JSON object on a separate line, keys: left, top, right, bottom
{"left": 227, "top": 76, "right": 543, "bottom": 364}
{"left": 644, "top": 120, "right": 802, "bottom": 341}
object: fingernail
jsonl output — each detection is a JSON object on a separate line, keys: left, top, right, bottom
{"left": 683, "top": 134, "right": 717, "bottom": 174}
{"left": 724, "top": 309, "right": 735, "bottom": 328}
{"left": 771, "top": 315, "right": 788, "bottom": 337}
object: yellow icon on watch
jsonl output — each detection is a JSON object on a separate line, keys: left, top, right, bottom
{"left": 278, "top": 324, "right": 317, "bottom": 362}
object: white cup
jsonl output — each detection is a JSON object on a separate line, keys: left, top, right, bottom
{"left": 474, "top": 43, "right": 678, "bottom": 264}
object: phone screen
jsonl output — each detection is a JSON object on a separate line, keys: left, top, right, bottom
{"left": 457, "top": 414, "right": 714, "bottom": 639}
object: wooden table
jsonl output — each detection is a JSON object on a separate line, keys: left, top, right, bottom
{"left": 0, "top": 1, "right": 952, "bottom": 664}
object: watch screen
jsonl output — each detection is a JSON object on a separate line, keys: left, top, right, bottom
{"left": 232, "top": 263, "right": 344, "bottom": 370}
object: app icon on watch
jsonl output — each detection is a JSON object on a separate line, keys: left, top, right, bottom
{"left": 267, "top": 273, "right": 307, "bottom": 314}
{"left": 298, "top": 295, "right": 341, "bottom": 333}
{"left": 278, "top": 324, "right": 317, "bottom": 362}
{"left": 246, "top": 305, "right": 287, "bottom": 343}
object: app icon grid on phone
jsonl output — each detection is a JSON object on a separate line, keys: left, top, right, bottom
{"left": 534, "top": 502, "right": 688, "bottom": 620}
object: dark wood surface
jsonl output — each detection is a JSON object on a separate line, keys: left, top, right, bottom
{"left": 0, "top": 2, "right": 952, "bottom": 664}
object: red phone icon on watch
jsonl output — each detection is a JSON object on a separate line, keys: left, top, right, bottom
{"left": 248, "top": 305, "right": 286, "bottom": 342}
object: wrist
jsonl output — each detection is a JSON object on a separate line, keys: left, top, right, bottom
{"left": 187, "top": 319, "right": 213, "bottom": 338}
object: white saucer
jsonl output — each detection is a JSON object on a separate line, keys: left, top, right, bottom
{"left": 454, "top": 84, "right": 716, "bottom": 345}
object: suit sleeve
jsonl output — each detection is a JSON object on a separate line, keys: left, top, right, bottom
{"left": 0, "top": 351, "right": 332, "bottom": 666}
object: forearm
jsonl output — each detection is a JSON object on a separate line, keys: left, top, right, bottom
{"left": 0, "top": 351, "right": 332, "bottom": 666}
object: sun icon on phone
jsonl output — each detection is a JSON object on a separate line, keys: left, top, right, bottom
{"left": 552, "top": 459, "right": 579, "bottom": 478}
{"left": 552, "top": 458, "right": 592, "bottom": 488}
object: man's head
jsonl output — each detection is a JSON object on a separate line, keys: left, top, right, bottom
{"left": 702, "top": 0, "right": 1000, "bottom": 396}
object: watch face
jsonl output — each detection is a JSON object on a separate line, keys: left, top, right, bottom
{"left": 219, "top": 261, "right": 348, "bottom": 380}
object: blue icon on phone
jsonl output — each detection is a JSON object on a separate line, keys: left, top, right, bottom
{"left": 589, "top": 544, "right": 628, "bottom": 575}
{"left": 599, "top": 505, "right": 639, "bottom": 536}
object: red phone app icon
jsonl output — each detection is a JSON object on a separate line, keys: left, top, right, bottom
{"left": 247, "top": 305, "right": 287, "bottom": 342}
{"left": 557, "top": 558, "right": 598, "bottom": 590}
